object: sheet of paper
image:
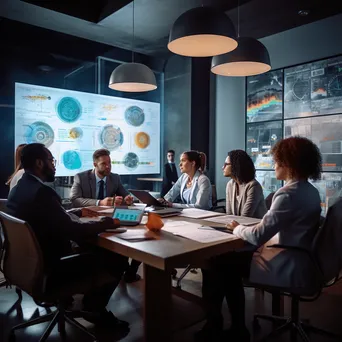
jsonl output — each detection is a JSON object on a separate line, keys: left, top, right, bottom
{"left": 79, "top": 216, "right": 104, "bottom": 222}
{"left": 203, "top": 215, "right": 261, "bottom": 226}
{"left": 116, "top": 229, "right": 156, "bottom": 241}
{"left": 162, "top": 221, "right": 237, "bottom": 243}
{"left": 179, "top": 208, "right": 224, "bottom": 219}
{"left": 98, "top": 208, "right": 114, "bottom": 214}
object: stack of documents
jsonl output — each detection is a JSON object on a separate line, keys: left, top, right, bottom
{"left": 163, "top": 220, "right": 237, "bottom": 243}
{"left": 179, "top": 208, "right": 224, "bottom": 219}
{"left": 203, "top": 215, "right": 261, "bottom": 226}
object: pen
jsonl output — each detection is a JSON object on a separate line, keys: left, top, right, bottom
{"left": 112, "top": 194, "right": 116, "bottom": 207}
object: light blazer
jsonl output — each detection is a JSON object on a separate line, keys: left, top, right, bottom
{"left": 164, "top": 170, "right": 212, "bottom": 210}
{"left": 226, "top": 179, "right": 267, "bottom": 219}
{"left": 233, "top": 180, "right": 322, "bottom": 289}
{"left": 70, "top": 169, "right": 129, "bottom": 208}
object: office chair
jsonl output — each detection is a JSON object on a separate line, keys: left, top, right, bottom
{"left": 252, "top": 199, "right": 342, "bottom": 342}
{"left": 0, "top": 199, "right": 22, "bottom": 299}
{"left": 0, "top": 211, "right": 116, "bottom": 342}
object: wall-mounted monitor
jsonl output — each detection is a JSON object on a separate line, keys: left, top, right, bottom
{"left": 15, "top": 83, "right": 160, "bottom": 176}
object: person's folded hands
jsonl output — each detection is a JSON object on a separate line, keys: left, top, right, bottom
{"left": 226, "top": 220, "right": 239, "bottom": 231}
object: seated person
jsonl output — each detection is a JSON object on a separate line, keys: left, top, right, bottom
{"left": 223, "top": 149, "right": 267, "bottom": 218}
{"left": 197, "top": 137, "right": 322, "bottom": 342}
{"left": 70, "top": 148, "right": 140, "bottom": 283}
{"left": 160, "top": 150, "right": 212, "bottom": 210}
{"left": 70, "top": 148, "right": 133, "bottom": 208}
{"left": 7, "top": 143, "right": 129, "bottom": 329}
{"left": 6, "top": 143, "right": 27, "bottom": 191}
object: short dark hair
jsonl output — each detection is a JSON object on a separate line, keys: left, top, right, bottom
{"left": 167, "top": 149, "right": 175, "bottom": 155}
{"left": 228, "top": 149, "right": 255, "bottom": 183}
{"left": 93, "top": 149, "right": 110, "bottom": 162}
{"left": 271, "top": 136, "right": 322, "bottom": 180}
{"left": 21, "top": 143, "right": 49, "bottom": 170}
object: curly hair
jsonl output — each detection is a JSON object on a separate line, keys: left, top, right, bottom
{"left": 271, "top": 136, "right": 322, "bottom": 180}
{"left": 228, "top": 149, "right": 255, "bottom": 184}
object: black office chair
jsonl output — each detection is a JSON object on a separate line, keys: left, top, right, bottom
{"left": 0, "top": 211, "right": 116, "bottom": 342}
{"left": 211, "top": 184, "right": 226, "bottom": 212}
{"left": 252, "top": 199, "right": 342, "bottom": 342}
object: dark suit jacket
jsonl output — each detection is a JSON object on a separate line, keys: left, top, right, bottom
{"left": 70, "top": 169, "right": 129, "bottom": 208}
{"left": 161, "top": 163, "right": 178, "bottom": 197}
{"left": 7, "top": 173, "right": 115, "bottom": 267}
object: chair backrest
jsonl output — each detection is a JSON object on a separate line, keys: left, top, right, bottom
{"left": 265, "top": 192, "right": 275, "bottom": 210}
{"left": 0, "top": 199, "right": 8, "bottom": 213}
{"left": 313, "top": 198, "right": 342, "bottom": 284}
{"left": 0, "top": 211, "right": 44, "bottom": 296}
{"left": 211, "top": 184, "right": 218, "bottom": 206}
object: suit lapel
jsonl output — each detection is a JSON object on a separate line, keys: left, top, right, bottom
{"left": 106, "top": 174, "right": 113, "bottom": 197}
{"left": 89, "top": 170, "right": 96, "bottom": 199}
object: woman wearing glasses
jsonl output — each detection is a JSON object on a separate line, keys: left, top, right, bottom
{"left": 223, "top": 149, "right": 267, "bottom": 218}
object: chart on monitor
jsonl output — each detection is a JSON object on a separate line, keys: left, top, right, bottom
{"left": 15, "top": 83, "right": 160, "bottom": 176}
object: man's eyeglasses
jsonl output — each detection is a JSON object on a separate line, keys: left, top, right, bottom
{"left": 47, "top": 157, "right": 57, "bottom": 166}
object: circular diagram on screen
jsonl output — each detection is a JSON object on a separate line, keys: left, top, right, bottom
{"left": 69, "top": 127, "right": 83, "bottom": 140}
{"left": 25, "top": 121, "right": 54, "bottom": 148}
{"left": 134, "top": 132, "right": 150, "bottom": 149}
{"left": 292, "top": 79, "right": 310, "bottom": 100}
{"left": 123, "top": 152, "right": 139, "bottom": 170}
{"left": 99, "top": 124, "right": 124, "bottom": 151}
{"left": 124, "top": 106, "right": 145, "bottom": 127}
{"left": 57, "top": 97, "right": 82, "bottom": 123}
{"left": 328, "top": 75, "right": 342, "bottom": 97}
{"left": 62, "top": 150, "right": 82, "bottom": 170}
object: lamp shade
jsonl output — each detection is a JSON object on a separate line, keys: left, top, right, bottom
{"left": 211, "top": 37, "right": 271, "bottom": 76}
{"left": 168, "top": 7, "right": 237, "bottom": 57}
{"left": 108, "top": 63, "right": 157, "bottom": 92}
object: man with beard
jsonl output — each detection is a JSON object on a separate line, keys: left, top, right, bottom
{"left": 7, "top": 143, "right": 129, "bottom": 329}
{"left": 70, "top": 148, "right": 133, "bottom": 208}
{"left": 70, "top": 148, "right": 140, "bottom": 283}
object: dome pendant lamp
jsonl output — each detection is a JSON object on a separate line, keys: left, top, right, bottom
{"left": 211, "top": 0, "right": 271, "bottom": 77}
{"left": 211, "top": 37, "right": 271, "bottom": 76}
{"left": 168, "top": 6, "right": 238, "bottom": 57}
{"left": 109, "top": 0, "right": 157, "bottom": 92}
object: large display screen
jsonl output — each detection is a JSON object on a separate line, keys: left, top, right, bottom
{"left": 246, "top": 69, "right": 283, "bottom": 123}
{"left": 284, "top": 55, "right": 342, "bottom": 118}
{"left": 15, "top": 83, "right": 160, "bottom": 176}
{"left": 246, "top": 121, "right": 283, "bottom": 169}
{"left": 284, "top": 114, "right": 342, "bottom": 171}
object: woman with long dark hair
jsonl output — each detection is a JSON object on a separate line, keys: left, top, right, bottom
{"left": 223, "top": 149, "right": 267, "bottom": 218}
{"left": 160, "top": 150, "right": 212, "bottom": 210}
{"left": 6, "top": 144, "right": 27, "bottom": 190}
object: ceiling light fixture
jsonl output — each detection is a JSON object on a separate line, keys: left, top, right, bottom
{"left": 211, "top": 0, "right": 271, "bottom": 76}
{"left": 109, "top": 0, "right": 157, "bottom": 92}
{"left": 168, "top": 6, "right": 237, "bottom": 57}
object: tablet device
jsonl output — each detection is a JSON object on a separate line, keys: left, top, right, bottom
{"left": 112, "top": 207, "right": 144, "bottom": 226}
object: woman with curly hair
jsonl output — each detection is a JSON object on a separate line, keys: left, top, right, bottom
{"left": 196, "top": 137, "right": 322, "bottom": 342}
{"left": 223, "top": 149, "right": 267, "bottom": 218}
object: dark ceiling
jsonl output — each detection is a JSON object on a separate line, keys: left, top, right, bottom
{"left": 2, "top": 0, "right": 342, "bottom": 57}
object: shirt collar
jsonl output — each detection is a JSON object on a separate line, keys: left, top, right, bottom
{"left": 95, "top": 173, "right": 107, "bottom": 184}
{"left": 28, "top": 173, "right": 44, "bottom": 184}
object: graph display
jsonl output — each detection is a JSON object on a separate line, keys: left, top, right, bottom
{"left": 15, "top": 83, "right": 160, "bottom": 176}
{"left": 310, "top": 173, "right": 342, "bottom": 216}
{"left": 255, "top": 170, "right": 283, "bottom": 198}
{"left": 246, "top": 69, "right": 283, "bottom": 123}
{"left": 284, "top": 55, "right": 342, "bottom": 118}
{"left": 284, "top": 114, "right": 342, "bottom": 171}
{"left": 246, "top": 121, "right": 283, "bottom": 169}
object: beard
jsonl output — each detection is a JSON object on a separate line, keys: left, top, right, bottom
{"left": 43, "top": 163, "right": 55, "bottom": 182}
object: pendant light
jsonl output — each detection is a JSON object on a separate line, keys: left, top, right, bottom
{"left": 211, "top": 1, "right": 271, "bottom": 76}
{"left": 168, "top": 6, "right": 237, "bottom": 57}
{"left": 109, "top": 0, "right": 157, "bottom": 92}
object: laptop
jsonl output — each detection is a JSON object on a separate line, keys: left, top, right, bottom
{"left": 129, "top": 189, "right": 183, "bottom": 216}
{"left": 112, "top": 206, "right": 144, "bottom": 226}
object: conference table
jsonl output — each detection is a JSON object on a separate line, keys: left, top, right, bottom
{"left": 87, "top": 211, "right": 244, "bottom": 342}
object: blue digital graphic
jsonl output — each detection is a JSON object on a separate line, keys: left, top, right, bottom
{"left": 25, "top": 121, "right": 54, "bottom": 148}
{"left": 124, "top": 106, "right": 145, "bottom": 127}
{"left": 123, "top": 152, "right": 139, "bottom": 170}
{"left": 99, "top": 124, "right": 124, "bottom": 151}
{"left": 62, "top": 150, "right": 82, "bottom": 170}
{"left": 57, "top": 97, "right": 82, "bottom": 123}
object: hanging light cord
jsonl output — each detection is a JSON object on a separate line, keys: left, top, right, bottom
{"left": 237, "top": 0, "right": 240, "bottom": 38}
{"left": 132, "top": 0, "right": 135, "bottom": 62}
